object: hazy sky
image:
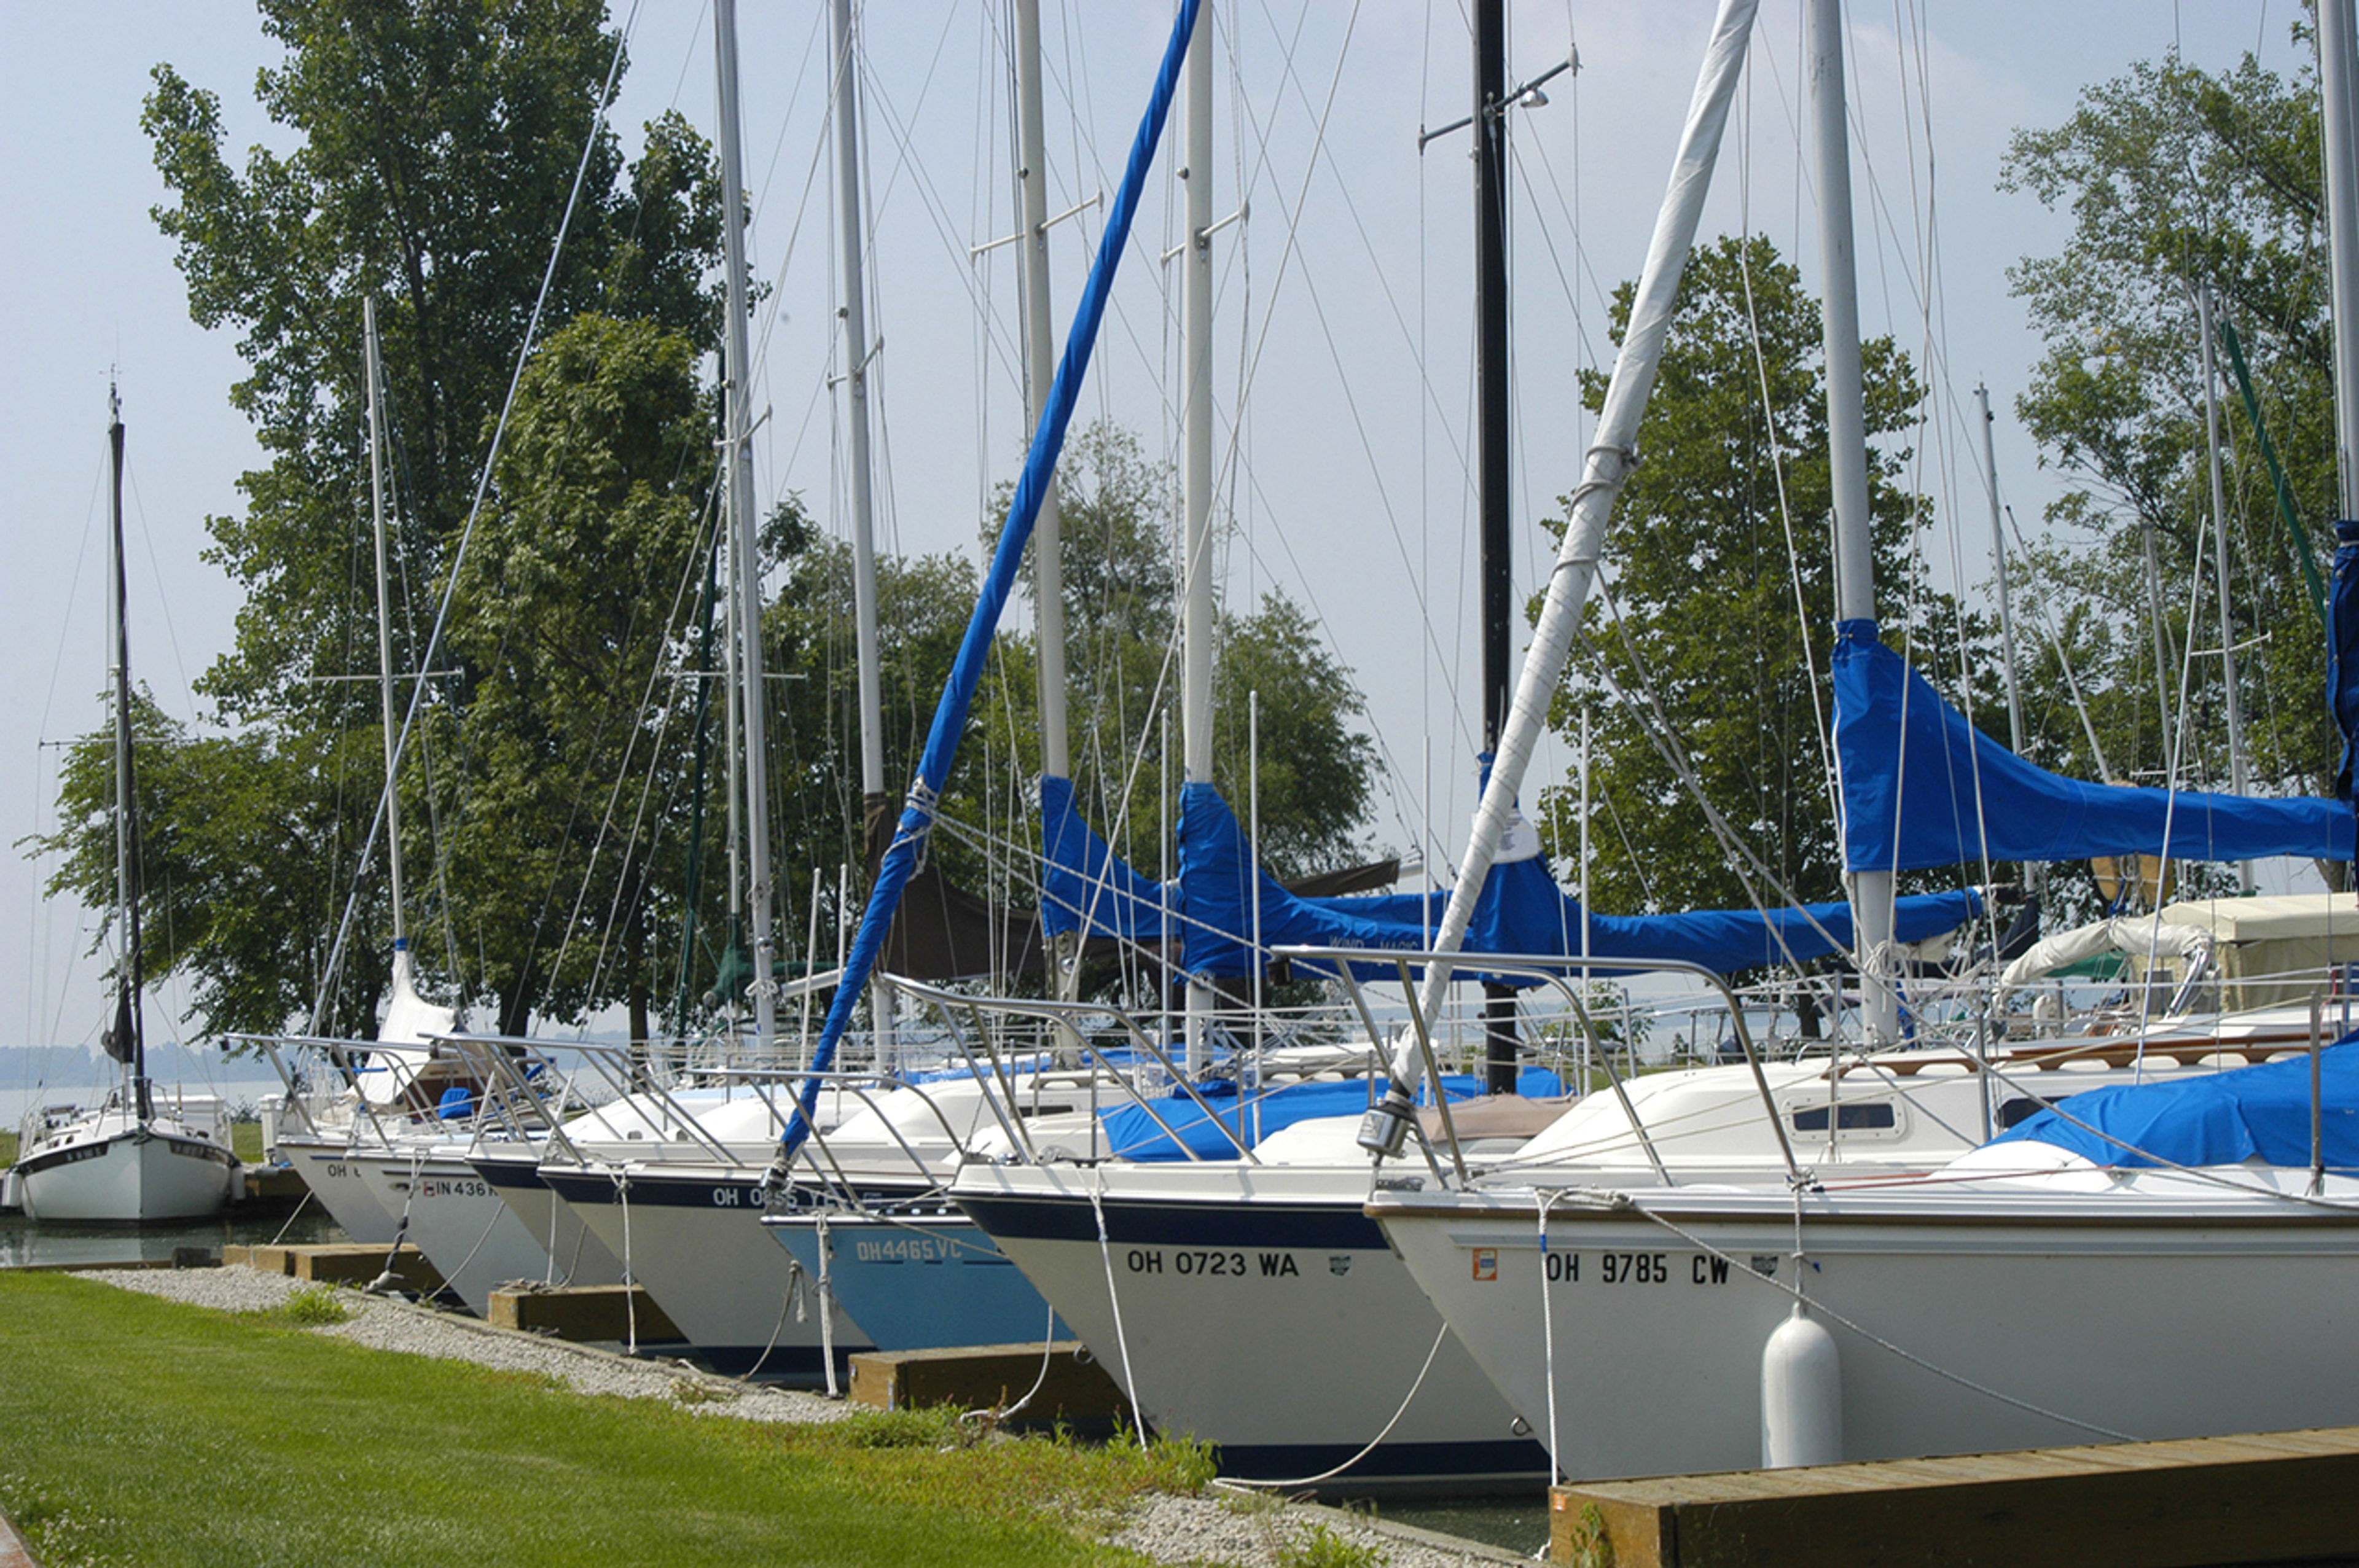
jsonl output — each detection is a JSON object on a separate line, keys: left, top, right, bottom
{"left": 0, "top": 2, "right": 2316, "bottom": 1068}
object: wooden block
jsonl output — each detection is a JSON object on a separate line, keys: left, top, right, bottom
{"left": 487, "top": 1284, "right": 681, "bottom": 1343}
{"left": 847, "top": 1341, "right": 1132, "bottom": 1428}
{"left": 265, "top": 1243, "right": 445, "bottom": 1294}
{"left": 1551, "top": 1426, "right": 2359, "bottom": 1568}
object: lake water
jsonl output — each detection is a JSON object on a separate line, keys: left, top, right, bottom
{"left": 0, "top": 1205, "right": 347, "bottom": 1270}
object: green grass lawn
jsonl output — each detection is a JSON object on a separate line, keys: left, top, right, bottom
{"left": 0, "top": 1272, "right": 1208, "bottom": 1567}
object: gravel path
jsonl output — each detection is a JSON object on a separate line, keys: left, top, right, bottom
{"left": 77, "top": 1263, "right": 847, "bottom": 1422}
{"left": 72, "top": 1263, "right": 1528, "bottom": 1567}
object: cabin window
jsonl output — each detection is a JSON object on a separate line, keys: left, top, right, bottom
{"left": 1789, "top": 1102, "right": 1896, "bottom": 1133}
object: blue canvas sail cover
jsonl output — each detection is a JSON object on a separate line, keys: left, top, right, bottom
{"left": 1165, "top": 779, "right": 1982, "bottom": 982}
{"left": 1037, "top": 773, "right": 1172, "bottom": 945}
{"left": 1097, "top": 1071, "right": 1563, "bottom": 1161}
{"left": 1990, "top": 1036, "right": 2359, "bottom": 1169}
{"left": 2331, "top": 521, "right": 2359, "bottom": 819}
{"left": 1832, "top": 619, "right": 2352, "bottom": 873}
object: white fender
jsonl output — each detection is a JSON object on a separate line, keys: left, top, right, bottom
{"left": 1762, "top": 1303, "right": 1842, "bottom": 1467}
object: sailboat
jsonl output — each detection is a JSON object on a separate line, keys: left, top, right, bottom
{"left": 1369, "top": 0, "right": 2359, "bottom": 1486}
{"left": 14, "top": 389, "right": 237, "bottom": 1225}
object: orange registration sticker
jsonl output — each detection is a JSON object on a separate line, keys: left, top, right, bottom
{"left": 1471, "top": 1247, "right": 1498, "bottom": 1281}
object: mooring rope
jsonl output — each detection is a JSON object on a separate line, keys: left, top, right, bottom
{"left": 1087, "top": 1179, "right": 1149, "bottom": 1450}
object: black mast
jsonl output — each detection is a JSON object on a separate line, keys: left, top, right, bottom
{"left": 108, "top": 388, "right": 151, "bottom": 1121}
{"left": 1476, "top": 0, "right": 1519, "bottom": 1095}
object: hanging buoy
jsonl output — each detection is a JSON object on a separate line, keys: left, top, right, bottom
{"left": 1761, "top": 1303, "right": 1842, "bottom": 1468}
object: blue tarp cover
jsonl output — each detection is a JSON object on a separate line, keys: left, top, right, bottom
{"left": 1098, "top": 1067, "right": 1564, "bottom": 1161}
{"left": 1038, "top": 774, "right": 1172, "bottom": 943}
{"left": 2331, "top": 521, "right": 2359, "bottom": 814}
{"left": 1833, "top": 619, "right": 2353, "bottom": 873}
{"left": 1991, "top": 1037, "right": 2359, "bottom": 1169}
{"left": 1170, "top": 780, "right": 1983, "bottom": 981}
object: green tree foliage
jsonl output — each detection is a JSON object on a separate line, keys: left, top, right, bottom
{"left": 2000, "top": 42, "right": 2340, "bottom": 841}
{"left": 39, "top": 1, "right": 728, "bottom": 1042}
{"left": 31, "top": 695, "right": 383, "bottom": 1041}
{"left": 976, "top": 422, "right": 1379, "bottom": 886}
{"left": 1541, "top": 235, "right": 1949, "bottom": 918}
{"left": 435, "top": 313, "right": 713, "bottom": 1038}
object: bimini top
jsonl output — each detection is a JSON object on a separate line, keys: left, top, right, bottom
{"left": 1990, "top": 1037, "right": 2359, "bottom": 1169}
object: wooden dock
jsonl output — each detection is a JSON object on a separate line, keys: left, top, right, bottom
{"left": 1551, "top": 1426, "right": 2359, "bottom": 1567}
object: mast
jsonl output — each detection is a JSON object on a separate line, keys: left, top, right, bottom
{"left": 1807, "top": 0, "right": 1897, "bottom": 1045}
{"left": 1181, "top": 0, "right": 1216, "bottom": 1075}
{"left": 1014, "top": 0, "right": 1082, "bottom": 1013}
{"left": 1404, "top": 0, "right": 1757, "bottom": 1052}
{"left": 2323, "top": 0, "right": 2359, "bottom": 520}
{"left": 831, "top": 0, "right": 897, "bottom": 1072}
{"left": 1977, "top": 383, "right": 2036, "bottom": 900}
{"left": 362, "top": 297, "right": 416, "bottom": 977}
{"left": 1474, "top": 0, "right": 1519, "bottom": 1096}
{"left": 716, "top": 0, "right": 779, "bottom": 1057}
{"left": 107, "top": 385, "right": 151, "bottom": 1120}
{"left": 1015, "top": 0, "right": 1070, "bottom": 793}
{"left": 2196, "top": 286, "right": 2252, "bottom": 891}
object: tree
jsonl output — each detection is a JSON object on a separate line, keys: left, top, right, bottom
{"left": 31, "top": 695, "right": 386, "bottom": 1042}
{"left": 65, "top": 1, "right": 734, "bottom": 1039}
{"left": 434, "top": 313, "right": 714, "bottom": 1039}
{"left": 2000, "top": 40, "right": 2341, "bottom": 864}
{"left": 1539, "top": 235, "right": 1951, "bottom": 919}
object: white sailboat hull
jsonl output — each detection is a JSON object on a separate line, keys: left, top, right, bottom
{"left": 541, "top": 1156, "right": 870, "bottom": 1380}
{"left": 466, "top": 1145, "right": 626, "bottom": 1290}
{"left": 1373, "top": 1175, "right": 2359, "bottom": 1483}
{"left": 345, "top": 1143, "right": 576, "bottom": 1313}
{"left": 278, "top": 1132, "right": 403, "bottom": 1246}
{"left": 952, "top": 1161, "right": 1545, "bottom": 1491}
{"left": 17, "top": 1110, "right": 233, "bottom": 1223}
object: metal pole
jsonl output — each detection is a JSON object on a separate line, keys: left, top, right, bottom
{"left": 1810, "top": 0, "right": 1896, "bottom": 1044}
{"left": 363, "top": 298, "right": 410, "bottom": 954}
{"left": 1474, "top": 0, "right": 1520, "bottom": 1096}
{"left": 1181, "top": 0, "right": 1216, "bottom": 1077}
{"left": 2197, "top": 286, "right": 2253, "bottom": 891}
{"left": 831, "top": 0, "right": 896, "bottom": 1072}
{"left": 1014, "top": 0, "right": 1080, "bottom": 1012}
{"left": 717, "top": 0, "right": 778, "bottom": 1056}
{"left": 2323, "top": 0, "right": 2359, "bottom": 520}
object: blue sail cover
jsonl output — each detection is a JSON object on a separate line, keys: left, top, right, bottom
{"left": 781, "top": 0, "right": 1202, "bottom": 1161}
{"left": 2331, "top": 521, "right": 2359, "bottom": 817}
{"left": 1037, "top": 773, "right": 1172, "bottom": 943}
{"left": 1833, "top": 619, "right": 2352, "bottom": 873}
{"left": 1098, "top": 1072, "right": 1571, "bottom": 1161}
{"left": 1990, "top": 1036, "right": 2359, "bottom": 1169}
{"left": 1172, "top": 781, "right": 1982, "bottom": 982}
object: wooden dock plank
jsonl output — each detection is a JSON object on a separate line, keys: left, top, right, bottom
{"left": 1552, "top": 1426, "right": 2359, "bottom": 1567}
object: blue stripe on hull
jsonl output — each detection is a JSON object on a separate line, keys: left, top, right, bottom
{"left": 1207, "top": 1438, "right": 1549, "bottom": 1496}
{"left": 957, "top": 1192, "right": 1387, "bottom": 1251}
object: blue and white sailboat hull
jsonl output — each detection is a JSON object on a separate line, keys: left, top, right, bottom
{"left": 764, "top": 1203, "right": 1071, "bottom": 1352}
